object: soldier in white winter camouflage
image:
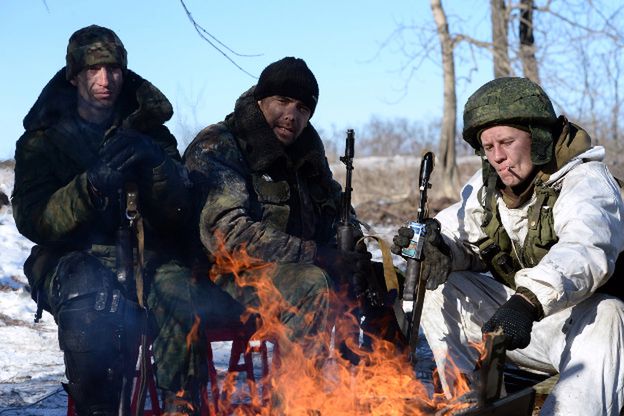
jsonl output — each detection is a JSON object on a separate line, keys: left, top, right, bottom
{"left": 392, "top": 77, "right": 624, "bottom": 415}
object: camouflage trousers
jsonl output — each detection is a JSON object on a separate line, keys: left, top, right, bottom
{"left": 147, "top": 261, "right": 243, "bottom": 392}
{"left": 151, "top": 262, "right": 332, "bottom": 392}
{"left": 44, "top": 249, "right": 332, "bottom": 397}
{"left": 41, "top": 247, "right": 238, "bottom": 397}
{"left": 213, "top": 262, "right": 332, "bottom": 342}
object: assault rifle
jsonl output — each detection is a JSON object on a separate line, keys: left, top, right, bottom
{"left": 336, "top": 129, "right": 383, "bottom": 363}
{"left": 402, "top": 151, "right": 435, "bottom": 362}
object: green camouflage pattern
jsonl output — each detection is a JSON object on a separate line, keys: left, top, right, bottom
{"left": 182, "top": 88, "right": 343, "bottom": 366}
{"left": 478, "top": 119, "right": 593, "bottom": 289}
{"left": 13, "top": 67, "right": 195, "bottom": 393}
{"left": 212, "top": 262, "right": 331, "bottom": 341}
{"left": 13, "top": 69, "right": 183, "bottom": 249}
{"left": 184, "top": 89, "right": 342, "bottom": 264}
{"left": 463, "top": 77, "right": 558, "bottom": 166}
{"left": 146, "top": 261, "right": 245, "bottom": 391}
{"left": 65, "top": 25, "right": 127, "bottom": 80}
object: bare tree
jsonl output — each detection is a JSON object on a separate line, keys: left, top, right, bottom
{"left": 491, "top": 0, "right": 511, "bottom": 78}
{"left": 383, "top": 0, "right": 624, "bottom": 198}
{"left": 172, "top": 85, "right": 208, "bottom": 148}
{"left": 518, "top": 0, "right": 539, "bottom": 82}
{"left": 430, "top": 0, "right": 461, "bottom": 198}
{"left": 606, "top": 50, "right": 621, "bottom": 143}
{"left": 179, "top": 0, "right": 261, "bottom": 78}
{"left": 357, "top": 116, "right": 438, "bottom": 157}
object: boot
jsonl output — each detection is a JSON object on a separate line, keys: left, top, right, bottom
{"left": 63, "top": 382, "right": 117, "bottom": 416}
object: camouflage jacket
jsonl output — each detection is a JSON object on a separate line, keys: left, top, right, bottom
{"left": 184, "top": 88, "right": 342, "bottom": 264}
{"left": 12, "top": 68, "right": 191, "bottom": 286}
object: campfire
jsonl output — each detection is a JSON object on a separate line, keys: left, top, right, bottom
{"left": 182, "top": 239, "right": 535, "bottom": 416}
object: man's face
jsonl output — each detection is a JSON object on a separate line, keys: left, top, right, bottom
{"left": 481, "top": 125, "right": 534, "bottom": 187}
{"left": 257, "top": 95, "right": 311, "bottom": 146}
{"left": 71, "top": 64, "right": 123, "bottom": 113}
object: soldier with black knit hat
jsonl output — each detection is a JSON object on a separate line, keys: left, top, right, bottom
{"left": 184, "top": 56, "right": 373, "bottom": 376}
{"left": 391, "top": 77, "right": 624, "bottom": 415}
{"left": 12, "top": 25, "right": 237, "bottom": 415}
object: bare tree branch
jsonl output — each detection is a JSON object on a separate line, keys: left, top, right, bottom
{"left": 534, "top": 1, "right": 624, "bottom": 44}
{"left": 430, "top": 0, "right": 460, "bottom": 198}
{"left": 453, "top": 34, "right": 493, "bottom": 50}
{"left": 491, "top": 0, "right": 511, "bottom": 77}
{"left": 179, "top": 0, "right": 261, "bottom": 79}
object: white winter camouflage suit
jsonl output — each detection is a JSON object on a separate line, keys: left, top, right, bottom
{"left": 422, "top": 145, "right": 624, "bottom": 415}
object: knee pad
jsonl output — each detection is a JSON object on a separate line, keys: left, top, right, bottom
{"left": 51, "top": 253, "right": 147, "bottom": 414}
{"left": 55, "top": 256, "right": 145, "bottom": 389}
{"left": 52, "top": 252, "right": 143, "bottom": 349}
{"left": 59, "top": 295, "right": 144, "bottom": 415}
{"left": 51, "top": 252, "right": 114, "bottom": 309}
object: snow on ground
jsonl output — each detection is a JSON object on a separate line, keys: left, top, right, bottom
{"left": 0, "top": 165, "right": 434, "bottom": 414}
{"left": 0, "top": 168, "right": 67, "bottom": 413}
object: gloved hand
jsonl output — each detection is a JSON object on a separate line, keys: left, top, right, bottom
{"left": 482, "top": 293, "right": 540, "bottom": 350}
{"left": 314, "top": 244, "right": 372, "bottom": 293}
{"left": 86, "top": 160, "right": 124, "bottom": 206}
{"left": 100, "top": 129, "right": 165, "bottom": 175}
{"left": 391, "top": 218, "right": 452, "bottom": 290}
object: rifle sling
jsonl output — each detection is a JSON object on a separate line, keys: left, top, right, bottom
{"left": 125, "top": 183, "right": 149, "bottom": 416}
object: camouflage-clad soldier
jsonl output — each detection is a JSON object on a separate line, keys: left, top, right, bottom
{"left": 12, "top": 25, "right": 233, "bottom": 415}
{"left": 184, "top": 57, "right": 372, "bottom": 380}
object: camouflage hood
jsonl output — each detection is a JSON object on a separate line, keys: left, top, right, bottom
{"left": 539, "top": 116, "right": 593, "bottom": 183}
{"left": 23, "top": 67, "right": 173, "bottom": 133}
{"left": 484, "top": 115, "right": 593, "bottom": 207}
{"left": 225, "top": 86, "right": 328, "bottom": 176}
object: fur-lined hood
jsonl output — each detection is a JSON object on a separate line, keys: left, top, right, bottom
{"left": 225, "top": 86, "right": 328, "bottom": 177}
{"left": 23, "top": 67, "right": 173, "bottom": 133}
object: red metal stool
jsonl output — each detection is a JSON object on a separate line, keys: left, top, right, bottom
{"left": 200, "top": 325, "right": 277, "bottom": 415}
{"left": 67, "top": 342, "right": 161, "bottom": 416}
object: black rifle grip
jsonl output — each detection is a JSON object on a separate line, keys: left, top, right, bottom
{"left": 402, "top": 258, "right": 420, "bottom": 301}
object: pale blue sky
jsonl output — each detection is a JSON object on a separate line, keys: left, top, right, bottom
{"left": 0, "top": 1, "right": 494, "bottom": 160}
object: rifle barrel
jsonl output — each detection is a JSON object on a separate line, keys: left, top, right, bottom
{"left": 404, "top": 151, "right": 435, "bottom": 362}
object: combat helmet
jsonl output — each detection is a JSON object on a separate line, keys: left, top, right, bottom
{"left": 463, "top": 77, "right": 558, "bottom": 165}
{"left": 65, "top": 25, "right": 127, "bottom": 81}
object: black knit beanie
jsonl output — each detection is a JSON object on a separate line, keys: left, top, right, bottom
{"left": 254, "top": 57, "right": 319, "bottom": 116}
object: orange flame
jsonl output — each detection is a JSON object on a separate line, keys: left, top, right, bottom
{"left": 200, "top": 235, "right": 487, "bottom": 415}
{"left": 186, "top": 315, "right": 202, "bottom": 350}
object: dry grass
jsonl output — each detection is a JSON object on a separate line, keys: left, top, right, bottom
{"left": 331, "top": 155, "right": 482, "bottom": 227}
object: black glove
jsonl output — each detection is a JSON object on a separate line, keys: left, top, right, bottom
{"left": 100, "top": 129, "right": 165, "bottom": 175}
{"left": 86, "top": 160, "right": 124, "bottom": 207}
{"left": 391, "top": 226, "right": 413, "bottom": 254}
{"left": 391, "top": 218, "right": 452, "bottom": 290}
{"left": 314, "top": 244, "right": 372, "bottom": 293}
{"left": 482, "top": 293, "right": 540, "bottom": 350}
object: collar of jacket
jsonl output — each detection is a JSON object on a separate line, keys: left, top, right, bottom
{"left": 489, "top": 115, "right": 593, "bottom": 208}
{"left": 226, "top": 86, "right": 327, "bottom": 177}
{"left": 22, "top": 67, "right": 173, "bottom": 133}
{"left": 537, "top": 115, "right": 592, "bottom": 182}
